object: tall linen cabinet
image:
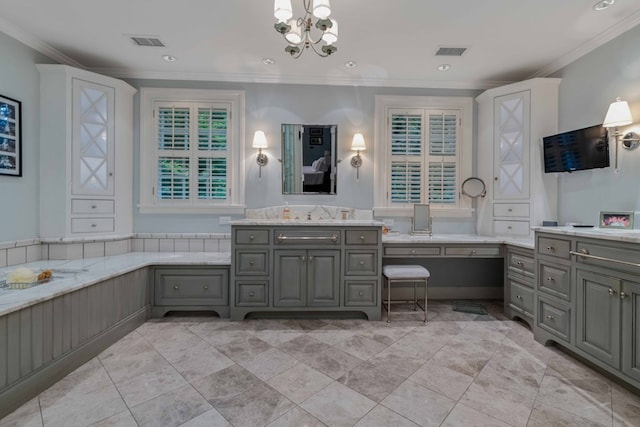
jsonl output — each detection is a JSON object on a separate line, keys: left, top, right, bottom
{"left": 476, "top": 78, "right": 561, "bottom": 236}
{"left": 37, "top": 65, "right": 136, "bottom": 239}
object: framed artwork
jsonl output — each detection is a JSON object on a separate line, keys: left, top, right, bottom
{"left": 0, "top": 94, "right": 21, "bottom": 177}
{"left": 599, "top": 211, "right": 633, "bottom": 229}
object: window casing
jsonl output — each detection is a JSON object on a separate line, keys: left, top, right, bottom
{"left": 374, "top": 95, "right": 473, "bottom": 217}
{"left": 139, "top": 88, "right": 245, "bottom": 214}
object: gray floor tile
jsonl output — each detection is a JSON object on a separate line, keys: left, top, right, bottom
{"left": 382, "top": 380, "right": 456, "bottom": 427}
{"left": 130, "top": 384, "right": 212, "bottom": 427}
{"left": 301, "top": 382, "right": 377, "bottom": 427}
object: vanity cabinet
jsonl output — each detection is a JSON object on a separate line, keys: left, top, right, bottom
{"left": 37, "top": 64, "right": 135, "bottom": 239}
{"left": 476, "top": 78, "right": 560, "bottom": 237}
{"left": 533, "top": 230, "right": 640, "bottom": 390}
{"left": 151, "top": 267, "right": 229, "bottom": 318}
{"left": 504, "top": 245, "right": 535, "bottom": 326}
{"left": 230, "top": 223, "right": 382, "bottom": 320}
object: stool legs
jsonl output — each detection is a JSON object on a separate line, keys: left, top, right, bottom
{"left": 387, "top": 277, "right": 392, "bottom": 323}
{"left": 383, "top": 277, "right": 428, "bottom": 323}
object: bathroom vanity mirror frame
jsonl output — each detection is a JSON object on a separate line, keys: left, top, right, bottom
{"left": 411, "top": 204, "right": 432, "bottom": 235}
{"left": 281, "top": 124, "right": 337, "bottom": 195}
{"left": 461, "top": 177, "right": 487, "bottom": 198}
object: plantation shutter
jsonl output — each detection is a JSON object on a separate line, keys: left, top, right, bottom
{"left": 155, "top": 102, "right": 231, "bottom": 204}
{"left": 388, "top": 109, "right": 460, "bottom": 206}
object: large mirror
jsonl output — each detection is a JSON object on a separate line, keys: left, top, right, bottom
{"left": 282, "top": 124, "right": 337, "bottom": 194}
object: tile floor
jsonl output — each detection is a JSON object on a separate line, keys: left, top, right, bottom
{"left": 2, "top": 301, "right": 640, "bottom": 427}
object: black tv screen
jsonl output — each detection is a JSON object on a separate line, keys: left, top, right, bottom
{"left": 543, "top": 124, "right": 609, "bottom": 173}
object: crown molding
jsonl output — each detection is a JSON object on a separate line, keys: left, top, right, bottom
{"left": 0, "top": 17, "right": 85, "bottom": 69}
{"left": 529, "top": 9, "right": 640, "bottom": 78}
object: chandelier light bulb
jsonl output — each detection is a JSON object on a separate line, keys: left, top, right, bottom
{"left": 312, "top": 0, "right": 331, "bottom": 19}
{"left": 322, "top": 18, "right": 338, "bottom": 44}
{"left": 274, "top": 0, "right": 293, "bottom": 22}
{"left": 285, "top": 20, "right": 303, "bottom": 44}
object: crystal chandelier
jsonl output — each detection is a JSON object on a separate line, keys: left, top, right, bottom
{"left": 273, "top": 0, "right": 338, "bottom": 58}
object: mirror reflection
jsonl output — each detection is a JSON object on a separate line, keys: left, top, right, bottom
{"left": 412, "top": 204, "right": 432, "bottom": 236}
{"left": 282, "top": 124, "right": 337, "bottom": 194}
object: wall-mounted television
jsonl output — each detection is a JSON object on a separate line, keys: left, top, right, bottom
{"left": 543, "top": 124, "right": 609, "bottom": 173}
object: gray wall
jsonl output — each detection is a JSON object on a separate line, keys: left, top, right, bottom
{"left": 126, "top": 78, "right": 480, "bottom": 234}
{"left": 0, "top": 32, "right": 53, "bottom": 242}
{"left": 554, "top": 24, "right": 640, "bottom": 225}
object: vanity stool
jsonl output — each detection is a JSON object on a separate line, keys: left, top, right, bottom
{"left": 382, "top": 265, "right": 429, "bottom": 323}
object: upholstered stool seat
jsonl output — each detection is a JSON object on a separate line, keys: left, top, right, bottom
{"left": 382, "top": 265, "right": 430, "bottom": 323}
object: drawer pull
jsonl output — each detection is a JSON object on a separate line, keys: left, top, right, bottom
{"left": 546, "top": 246, "right": 554, "bottom": 252}
{"left": 91, "top": 204, "right": 97, "bottom": 209}
{"left": 203, "top": 285, "right": 209, "bottom": 290}
{"left": 277, "top": 234, "right": 338, "bottom": 242}
{"left": 608, "top": 288, "right": 617, "bottom": 296}
{"left": 546, "top": 315, "right": 554, "bottom": 320}
{"left": 359, "top": 260, "right": 365, "bottom": 265}
{"left": 621, "top": 291, "right": 628, "bottom": 300}
{"left": 309, "top": 256, "right": 314, "bottom": 262}
{"left": 300, "top": 256, "right": 306, "bottom": 262}
{"left": 249, "top": 260, "right": 255, "bottom": 266}
{"left": 359, "top": 235, "right": 365, "bottom": 240}
{"left": 359, "top": 291, "right": 364, "bottom": 296}
{"left": 411, "top": 249, "right": 416, "bottom": 254}
{"left": 570, "top": 250, "right": 640, "bottom": 268}
{"left": 471, "top": 250, "right": 477, "bottom": 254}
{"left": 91, "top": 223, "right": 97, "bottom": 228}
{"left": 249, "top": 235, "right": 255, "bottom": 240}
{"left": 249, "top": 291, "right": 255, "bottom": 297}
{"left": 516, "top": 295, "right": 523, "bottom": 300}
{"left": 516, "top": 261, "right": 523, "bottom": 266}
{"left": 546, "top": 276, "right": 555, "bottom": 282}
{"left": 173, "top": 284, "right": 179, "bottom": 290}
{"left": 508, "top": 208, "right": 513, "bottom": 212}
{"left": 507, "top": 226, "right": 512, "bottom": 230}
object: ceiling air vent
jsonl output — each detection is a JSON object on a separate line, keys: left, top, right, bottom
{"left": 130, "top": 36, "right": 165, "bottom": 47}
{"left": 435, "top": 47, "right": 467, "bottom": 57}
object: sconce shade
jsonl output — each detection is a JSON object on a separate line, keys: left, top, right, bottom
{"left": 351, "top": 133, "right": 366, "bottom": 151}
{"left": 603, "top": 97, "right": 633, "bottom": 127}
{"left": 274, "top": 0, "right": 293, "bottom": 22}
{"left": 252, "top": 130, "right": 268, "bottom": 149}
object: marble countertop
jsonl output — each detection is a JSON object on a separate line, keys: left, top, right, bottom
{"left": 533, "top": 226, "right": 640, "bottom": 243}
{"left": 382, "top": 233, "right": 535, "bottom": 249}
{"left": 230, "top": 219, "right": 384, "bottom": 226}
{"left": 0, "top": 252, "right": 230, "bottom": 317}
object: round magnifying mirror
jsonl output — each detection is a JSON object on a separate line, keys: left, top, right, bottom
{"left": 461, "top": 177, "right": 486, "bottom": 198}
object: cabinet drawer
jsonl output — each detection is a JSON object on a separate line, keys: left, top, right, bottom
{"left": 384, "top": 246, "right": 441, "bottom": 257}
{"left": 235, "top": 229, "right": 269, "bottom": 245}
{"left": 155, "top": 268, "right": 228, "bottom": 306}
{"left": 236, "top": 282, "right": 268, "bottom": 306}
{"left": 509, "top": 280, "right": 534, "bottom": 316}
{"left": 494, "top": 220, "right": 530, "bottom": 236}
{"left": 235, "top": 251, "right": 269, "bottom": 275}
{"left": 537, "top": 296, "right": 571, "bottom": 343}
{"left": 444, "top": 246, "right": 501, "bottom": 257}
{"left": 345, "top": 250, "right": 378, "bottom": 275}
{"left": 537, "top": 236, "right": 571, "bottom": 259}
{"left": 345, "top": 230, "right": 379, "bottom": 245}
{"left": 71, "top": 217, "right": 114, "bottom": 233}
{"left": 71, "top": 199, "right": 114, "bottom": 214}
{"left": 575, "top": 240, "right": 640, "bottom": 275}
{"left": 538, "top": 262, "right": 571, "bottom": 300}
{"left": 508, "top": 251, "right": 535, "bottom": 278}
{"left": 494, "top": 203, "right": 529, "bottom": 218}
{"left": 344, "top": 281, "right": 377, "bottom": 306}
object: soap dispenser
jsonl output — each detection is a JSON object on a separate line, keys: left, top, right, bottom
{"left": 283, "top": 203, "right": 291, "bottom": 220}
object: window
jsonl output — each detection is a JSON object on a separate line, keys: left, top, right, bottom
{"left": 374, "top": 95, "right": 473, "bottom": 217}
{"left": 139, "top": 88, "right": 245, "bottom": 214}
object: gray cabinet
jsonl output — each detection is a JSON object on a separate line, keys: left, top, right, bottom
{"left": 621, "top": 280, "right": 640, "bottom": 382}
{"left": 504, "top": 245, "right": 535, "bottom": 325}
{"left": 230, "top": 224, "right": 382, "bottom": 320}
{"left": 151, "top": 267, "right": 229, "bottom": 317}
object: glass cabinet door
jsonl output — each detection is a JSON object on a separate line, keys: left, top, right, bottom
{"left": 72, "top": 78, "right": 115, "bottom": 195}
{"left": 493, "top": 90, "right": 530, "bottom": 200}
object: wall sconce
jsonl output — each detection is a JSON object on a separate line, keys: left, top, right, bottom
{"left": 350, "top": 133, "right": 366, "bottom": 180}
{"left": 603, "top": 97, "right": 639, "bottom": 171}
{"left": 252, "top": 130, "right": 268, "bottom": 178}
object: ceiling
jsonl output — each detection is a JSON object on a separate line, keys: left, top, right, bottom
{"left": 1, "top": 0, "right": 640, "bottom": 89}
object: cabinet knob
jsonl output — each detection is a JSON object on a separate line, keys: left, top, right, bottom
{"left": 359, "top": 291, "right": 364, "bottom": 296}
{"left": 546, "top": 246, "right": 554, "bottom": 251}
{"left": 471, "top": 249, "right": 477, "bottom": 254}
{"left": 173, "top": 284, "right": 179, "bottom": 290}
{"left": 91, "top": 204, "right": 97, "bottom": 209}
{"left": 359, "top": 235, "right": 365, "bottom": 240}
{"left": 109, "top": 172, "right": 113, "bottom": 177}
{"left": 608, "top": 288, "right": 617, "bottom": 296}
{"left": 308, "top": 256, "right": 314, "bottom": 262}
{"left": 91, "top": 223, "right": 97, "bottom": 228}
{"left": 546, "top": 315, "right": 554, "bottom": 320}
{"left": 507, "top": 226, "right": 512, "bottom": 230}
{"left": 620, "top": 291, "right": 628, "bottom": 300}
{"left": 411, "top": 249, "right": 416, "bottom": 254}
{"left": 516, "top": 261, "right": 523, "bottom": 266}
{"left": 494, "top": 177, "right": 498, "bottom": 181}
{"left": 546, "top": 276, "right": 555, "bottom": 282}
{"left": 203, "top": 285, "right": 209, "bottom": 290}
{"left": 300, "top": 256, "right": 306, "bottom": 262}
{"left": 359, "top": 260, "right": 365, "bottom": 265}
{"left": 249, "top": 260, "right": 255, "bottom": 266}
{"left": 249, "top": 235, "right": 255, "bottom": 240}
{"left": 508, "top": 208, "right": 512, "bottom": 212}
{"left": 249, "top": 291, "right": 255, "bottom": 297}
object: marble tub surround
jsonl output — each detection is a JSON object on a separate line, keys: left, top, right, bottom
{"left": 0, "top": 252, "right": 231, "bottom": 317}
{"left": 4, "top": 301, "right": 640, "bottom": 427}
{"left": 246, "top": 205, "right": 373, "bottom": 221}
{"left": 532, "top": 225, "right": 640, "bottom": 243}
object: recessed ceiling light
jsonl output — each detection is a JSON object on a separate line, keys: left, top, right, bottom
{"left": 345, "top": 61, "right": 357, "bottom": 68}
{"left": 262, "top": 58, "right": 275, "bottom": 65}
{"left": 593, "top": 0, "right": 615, "bottom": 11}
{"left": 162, "top": 55, "right": 176, "bottom": 62}
{"left": 437, "top": 64, "right": 451, "bottom": 71}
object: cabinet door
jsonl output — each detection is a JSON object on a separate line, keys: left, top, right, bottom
{"left": 72, "top": 78, "right": 115, "bottom": 196}
{"left": 307, "top": 250, "right": 340, "bottom": 307}
{"left": 576, "top": 269, "right": 621, "bottom": 369}
{"left": 622, "top": 280, "right": 640, "bottom": 382}
{"left": 274, "top": 250, "right": 306, "bottom": 307}
{"left": 493, "top": 90, "right": 530, "bottom": 200}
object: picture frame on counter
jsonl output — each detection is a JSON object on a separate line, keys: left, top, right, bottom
{"left": 0, "top": 94, "right": 21, "bottom": 177}
{"left": 599, "top": 211, "right": 634, "bottom": 229}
